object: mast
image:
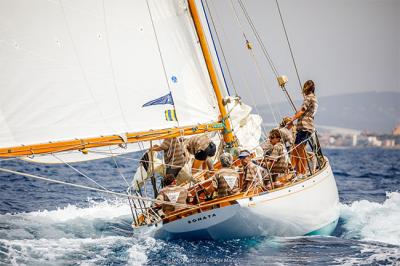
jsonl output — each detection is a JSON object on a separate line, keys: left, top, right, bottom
{"left": 188, "top": 0, "right": 235, "bottom": 146}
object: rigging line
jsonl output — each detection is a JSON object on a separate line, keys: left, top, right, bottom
{"left": 145, "top": 0, "right": 180, "bottom": 128}
{"left": 247, "top": 46, "right": 279, "bottom": 124}
{"left": 88, "top": 149, "right": 224, "bottom": 174}
{"left": 52, "top": 153, "right": 109, "bottom": 191}
{"left": 203, "top": 0, "right": 239, "bottom": 97}
{"left": 58, "top": 0, "right": 111, "bottom": 130}
{"left": 101, "top": 0, "right": 130, "bottom": 128}
{"left": 275, "top": 0, "right": 302, "bottom": 90}
{"left": 227, "top": 0, "right": 278, "bottom": 132}
{"left": 215, "top": 1, "right": 268, "bottom": 135}
{"left": 232, "top": 0, "right": 284, "bottom": 126}
{"left": 0, "top": 167, "right": 194, "bottom": 208}
{"left": 108, "top": 146, "right": 130, "bottom": 187}
{"left": 228, "top": 0, "right": 249, "bottom": 42}
{"left": 201, "top": 0, "right": 235, "bottom": 96}
{"left": 237, "top": 0, "right": 279, "bottom": 77}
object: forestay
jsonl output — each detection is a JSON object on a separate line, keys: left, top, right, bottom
{"left": 0, "top": 0, "right": 221, "bottom": 154}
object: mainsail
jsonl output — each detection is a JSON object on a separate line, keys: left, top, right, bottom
{"left": 0, "top": 0, "right": 229, "bottom": 159}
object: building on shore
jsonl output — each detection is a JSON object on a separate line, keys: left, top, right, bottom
{"left": 393, "top": 124, "right": 400, "bottom": 136}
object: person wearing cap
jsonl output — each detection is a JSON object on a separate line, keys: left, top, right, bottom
{"left": 264, "top": 129, "right": 288, "bottom": 182}
{"left": 185, "top": 134, "right": 216, "bottom": 173}
{"left": 150, "top": 137, "right": 187, "bottom": 179}
{"left": 288, "top": 80, "right": 318, "bottom": 175}
{"left": 153, "top": 174, "right": 188, "bottom": 216}
{"left": 239, "top": 150, "right": 264, "bottom": 192}
{"left": 213, "top": 153, "right": 240, "bottom": 198}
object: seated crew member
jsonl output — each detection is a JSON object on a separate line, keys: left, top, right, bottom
{"left": 185, "top": 134, "right": 216, "bottom": 173}
{"left": 278, "top": 117, "right": 295, "bottom": 151}
{"left": 264, "top": 129, "right": 288, "bottom": 182}
{"left": 154, "top": 174, "right": 188, "bottom": 216}
{"left": 213, "top": 153, "right": 240, "bottom": 198}
{"left": 150, "top": 137, "right": 187, "bottom": 179}
{"left": 261, "top": 117, "right": 294, "bottom": 157}
{"left": 239, "top": 150, "right": 264, "bottom": 192}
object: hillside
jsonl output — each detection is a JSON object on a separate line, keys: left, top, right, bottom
{"left": 257, "top": 91, "right": 400, "bottom": 134}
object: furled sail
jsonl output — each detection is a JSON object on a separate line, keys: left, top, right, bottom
{"left": 0, "top": 0, "right": 223, "bottom": 159}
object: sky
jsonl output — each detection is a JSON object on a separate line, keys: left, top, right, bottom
{"left": 204, "top": 0, "right": 400, "bottom": 105}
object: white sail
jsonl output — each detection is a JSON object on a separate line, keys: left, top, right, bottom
{"left": 0, "top": 0, "right": 220, "bottom": 152}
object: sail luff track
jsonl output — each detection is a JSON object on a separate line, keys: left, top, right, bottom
{"left": 0, "top": 122, "right": 224, "bottom": 157}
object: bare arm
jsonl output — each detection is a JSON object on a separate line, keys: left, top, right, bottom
{"left": 150, "top": 145, "right": 162, "bottom": 152}
{"left": 206, "top": 158, "right": 214, "bottom": 171}
{"left": 291, "top": 109, "right": 305, "bottom": 122}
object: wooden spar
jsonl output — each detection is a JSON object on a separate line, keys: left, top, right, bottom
{"left": 0, "top": 122, "right": 224, "bottom": 157}
{"left": 187, "top": 0, "right": 235, "bottom": 145}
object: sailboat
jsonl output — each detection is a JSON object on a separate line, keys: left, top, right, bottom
{"left": 0, "top": 0, "right": 340, "bottom": 240}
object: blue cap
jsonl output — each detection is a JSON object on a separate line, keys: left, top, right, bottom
{"left": 238, "top": 150, "right": 251, "bottom": 158}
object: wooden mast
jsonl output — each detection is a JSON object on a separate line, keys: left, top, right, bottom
{"left": 188, "top": 0, "right": 235, "bottom": 146}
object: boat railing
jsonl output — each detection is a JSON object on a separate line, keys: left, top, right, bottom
{"left": 305, "top": 130, "right": 325, "bottom": 175}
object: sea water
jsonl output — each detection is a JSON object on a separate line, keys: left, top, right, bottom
{"left": 0, "top": 148, "right": 399, "bottom": 265}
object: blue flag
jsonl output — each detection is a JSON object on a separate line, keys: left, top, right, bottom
{"left": 142, "top": 92, "right": 174, "bottom": 107}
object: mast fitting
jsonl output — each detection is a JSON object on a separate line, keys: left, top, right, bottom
{"left": 277, "top": 75, "right": 288, "bottom": 87}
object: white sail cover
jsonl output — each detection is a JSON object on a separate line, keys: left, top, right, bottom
{"left": 0, "top": 0, "right": 220, "bottom": 151}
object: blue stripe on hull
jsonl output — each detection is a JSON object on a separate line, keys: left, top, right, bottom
{"left": 305, "top": 218, "right": 338, "bottom": 236}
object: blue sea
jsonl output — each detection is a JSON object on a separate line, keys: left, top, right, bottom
{"left": 0, "top": 148, "right": 399, "bottom": 265}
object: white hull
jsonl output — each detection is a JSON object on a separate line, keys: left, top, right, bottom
{"left": 152, "top": 160, "right": 340, "bottom": 240}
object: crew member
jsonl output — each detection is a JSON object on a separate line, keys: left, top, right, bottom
{"left": 213, "top": 153, "right": 240, "bottom": 198}
{"left": 262, "top": 117, "right": 293, "bottom": 155}
{"left": 279, "top": 117, "right": 295, "bottom": 151}
{"left": 154, "top": 174, "right": 188, "bottom": 216}
{"left": 264, "top": 129, "right": 288, "bottom": 182}
{"left": 150, "top": 137, "right": 187, "bottom": 179}
{"left": 239, "top": 150, "right": 264, "bottom": 192}
{"left": 185, "top": 134, "right": 216, "bottom": 173}
{"left": 289, "top": 80, "right": 318, "bottom": 175}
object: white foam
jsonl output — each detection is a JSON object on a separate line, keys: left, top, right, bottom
{"left": 0, "top": 236, "right": 150, "bottom": 266}
{"left": 0, "top": 199, "right": 133, "bottom": 240}
{"left": 127, "top": 237, "right": 157, "bottom": 266}
{"left": 340, "top": 191, "right": 400, "bottom": 246}
{"left": 20, "top": 198, "right": 131, "bottom": 222}
{"left": 334, "top": 242, "right": 400, "bottom": 265}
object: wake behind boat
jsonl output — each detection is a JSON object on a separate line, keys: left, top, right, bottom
{"left": 0, "top": 0, "right": 340, "bottom": 241}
